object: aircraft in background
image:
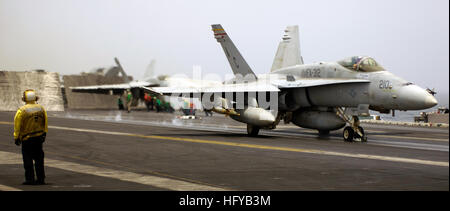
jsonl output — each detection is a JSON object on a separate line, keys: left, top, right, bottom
{"left": 145, "top": 24, "right": 438, "bottom": 142}
{"left": 70, "top": 58, "right": 221, "bottom": 108}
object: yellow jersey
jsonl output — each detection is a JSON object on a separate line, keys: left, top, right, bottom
{"left": 14, "top": 103, "right": 48, "bottom": 141}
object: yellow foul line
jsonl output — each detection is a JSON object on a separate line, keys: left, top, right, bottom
{"left": 0, "top": 121, "right": 447, "bottom": 167}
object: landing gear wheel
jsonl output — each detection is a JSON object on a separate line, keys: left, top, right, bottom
{"left": 343, "top": 126, "right": 354, "bottom": 142}
{"left": 247, "top": 124, "right": 260, "bottom": 137}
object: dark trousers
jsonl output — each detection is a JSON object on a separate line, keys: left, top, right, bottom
{"left": 145, "top": 101, "right": 153, "bottom": 111}
{"left": 21, "top": 136, "right": 45, "bottom": 183}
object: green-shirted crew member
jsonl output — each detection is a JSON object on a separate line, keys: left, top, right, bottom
{"left": 126, "top": 90, "right": 132, "bottom": 113}
{"left": 14, "top": 89, "right": 48, "bottom": 185}
{"left": 155, "top": 98, "right": 161, "bottom": 112}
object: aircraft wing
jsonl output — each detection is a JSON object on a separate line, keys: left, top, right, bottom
{"left": 143, "top": 82, "right": 280, "bottom": 97}
{"left": 143, "top": 79, "right": 369, "bottom": 97}
{"left": 272, "top": 78, "right": 370, "bottom": 88}
{"left": 70, "top": 81, "right": 153, "bottom": 95}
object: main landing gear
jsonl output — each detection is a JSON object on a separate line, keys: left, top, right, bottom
{"left": 247, "top": 124, "right": 260, "bottom": 137}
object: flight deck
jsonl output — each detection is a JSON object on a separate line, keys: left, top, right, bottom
{"left": 0, "top": 110, "right": 448, "bottom": 191}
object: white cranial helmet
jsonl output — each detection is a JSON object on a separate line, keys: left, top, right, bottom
{"left": 23, "top": 89, "right": 37, "bottom": 102}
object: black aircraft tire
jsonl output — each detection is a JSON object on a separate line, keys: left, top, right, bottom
{"left": 357, "top": 126, "right": 368, "bottom": 142}
{"left": 247, "top": 124, "right": 260, "bottom": 137}
{"left": 355, "top": 126, "right": 364, "bottom": 138}
{"left": 343, "top": 126, "right": 354, "bottom": 142}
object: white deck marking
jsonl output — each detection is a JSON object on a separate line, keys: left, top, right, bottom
{"left": 0, "top": 184, "right": 21, "bottom": 191}
{"left": 0, "top": 151, "right": 225, "bottom": 191}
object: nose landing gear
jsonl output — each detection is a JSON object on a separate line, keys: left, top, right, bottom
{"left": 343, "top": 125, "right": 367, "bottom": 142}
{"left": 337, "top": 108, "right": 368, "bottom": 142}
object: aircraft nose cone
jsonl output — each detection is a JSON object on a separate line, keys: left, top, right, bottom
{"left": 396, "top": 85, "right": 439, "bottom": 110}
{"left": 424, "top": 95, "right": 438, "bottom": 108}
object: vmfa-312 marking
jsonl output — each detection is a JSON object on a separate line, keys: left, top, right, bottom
{"left": 146, "top": 25, "right": 438, "bottom": 142}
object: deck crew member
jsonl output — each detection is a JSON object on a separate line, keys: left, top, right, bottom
{"left": 14, "top": 89, "right": 48, "bottom": 185}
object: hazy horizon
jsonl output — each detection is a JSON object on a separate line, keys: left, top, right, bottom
{"left": 1, "top": 0, "right": 448, "bottom": 107}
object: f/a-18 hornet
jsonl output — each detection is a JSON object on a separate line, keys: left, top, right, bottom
{"left": 70, "top": 57, "right": 220, "bottom": 107}
{"left": 145, "top": 24, "right": 438, "bottom": 142}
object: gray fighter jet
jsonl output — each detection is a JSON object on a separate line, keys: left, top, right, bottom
{"left": 70, "top": 58, "right": 221, "bottom": 107}
{"left": 145, "top": 25, "right": 438, "bottom": 142}
{"left": 69, "top": 58, "right": 156, "bottom": 103}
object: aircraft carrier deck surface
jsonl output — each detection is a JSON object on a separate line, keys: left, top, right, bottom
{"left": 0, "top": 110, "right": 448, "bottom": 191}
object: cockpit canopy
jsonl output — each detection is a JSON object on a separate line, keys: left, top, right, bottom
{"left": 337, "top": 56, "right": 385, "bottom": 72}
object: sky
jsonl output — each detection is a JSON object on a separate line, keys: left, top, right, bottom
{"left": 0, "top": 0, "right": 448, "bottom": 105}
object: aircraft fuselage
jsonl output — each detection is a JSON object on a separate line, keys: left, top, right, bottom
{"left": 267, "top": 61, "right": 437, "bottom": 112}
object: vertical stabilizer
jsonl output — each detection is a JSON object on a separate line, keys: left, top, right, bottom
{"left": 143, "top": 59, "right": 156, "bottom": 80}
{"left": 212, "top": 24, "right": 257, "bottom": 79}
{"left": 271, "top": 25, "right": 303, "bottom": 72}
{"left": 114, "top": 57, "right": 130, "bottom": 83}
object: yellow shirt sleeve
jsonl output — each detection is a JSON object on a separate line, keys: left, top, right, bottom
{"left": 43, "top": 106, "right": 48, "bottom": 133}
{"left": 13, "top": 108, "right": 23, "bottom": 140}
